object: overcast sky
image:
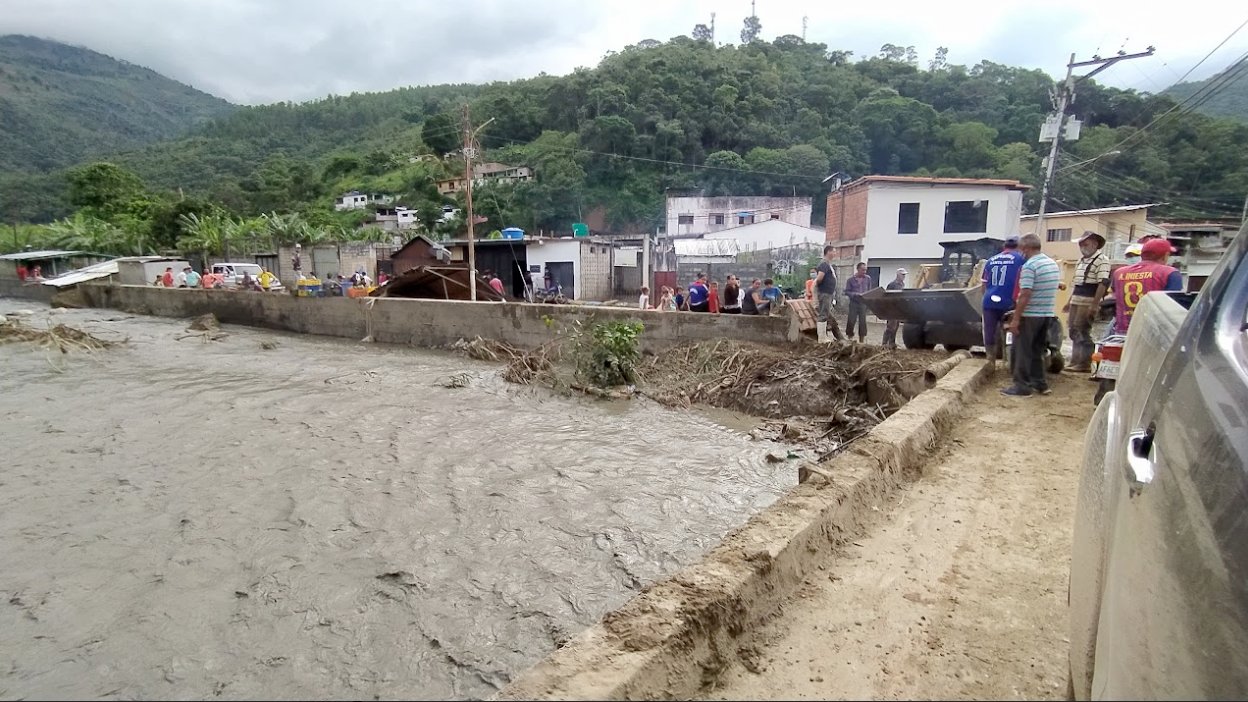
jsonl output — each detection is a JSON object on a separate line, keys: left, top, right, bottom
{"left": 2, "top": 0, "right": 1244, "bottom": 105}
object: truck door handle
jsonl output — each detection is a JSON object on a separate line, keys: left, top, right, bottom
{"left": 1126, "top": 429, "right": 1156, "bottom": 495}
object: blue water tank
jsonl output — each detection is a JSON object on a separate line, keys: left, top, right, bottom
{"left": 501, "top": 228, "right": 525, "bottom": 240}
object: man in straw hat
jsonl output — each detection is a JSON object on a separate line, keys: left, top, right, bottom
{"left": 1063, "top": 230, "right": 1110, "bottom": 372}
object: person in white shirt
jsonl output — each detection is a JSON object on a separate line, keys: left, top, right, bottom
{"left": 638, "top": 286, "right": 650, "bottom": 310}
{"left": 175, "top": 268, "right": 188, "bottom": 288}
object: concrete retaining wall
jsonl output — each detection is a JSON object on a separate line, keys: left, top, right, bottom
{"left": 74, "top": 284, "right": 799, "bottom": 350}
{"left": 0, "top": 278, "right": 56, "bottom": 304}
{"left": 496, "top": 358, "right": 993, "bottom": 700}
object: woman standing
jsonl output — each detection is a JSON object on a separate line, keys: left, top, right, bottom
{"left": 722, "top": 275, "right": 741, "bottom": 314}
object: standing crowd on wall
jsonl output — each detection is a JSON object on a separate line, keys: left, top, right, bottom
{"left": 636, "top": 245, "right": 901, "bottom": 348}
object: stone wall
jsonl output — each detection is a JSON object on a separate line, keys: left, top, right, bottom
{"left": 74, "top": 284, "right": 799, "bottom": 350}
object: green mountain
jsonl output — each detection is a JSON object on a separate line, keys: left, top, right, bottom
{"left": 1164, "top": 62, "right": 1248, "bottom": 121}
{"left": 0, "top": 35, "right": 236, "bottom": 173}
{"left": 5, "top": 37, "right": 1248, "bottom": 234}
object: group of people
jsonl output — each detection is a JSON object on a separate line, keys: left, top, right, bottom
{"left": 14, "top": 264, "right": 43, "bottom": 282}
{"left": 638, "top": 273, "right": 784, "bottom": 315}
{"left": 982, "top": 230, "right": 1180, "bottom": 397}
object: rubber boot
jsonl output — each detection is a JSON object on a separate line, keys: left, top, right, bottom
{"left": 816, "top": 321, "right": 829, "bottom": 343}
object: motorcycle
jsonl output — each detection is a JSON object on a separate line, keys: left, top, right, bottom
{"left": 1090, "top": 333, "right": 1126, "bottom": 406}
{"left": 997, "top": 310, "right": 1066, "bottom": 375}
{"left": 531, "top": 284, "right": 567, "bottom": 305}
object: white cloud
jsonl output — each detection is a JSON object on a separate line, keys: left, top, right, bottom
{"left": 1, "top": 0, "right": 1243, "bottom": 103}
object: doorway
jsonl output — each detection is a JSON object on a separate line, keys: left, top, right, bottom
{"left": 546, "top": 261, "right": 575, "bottom": 299}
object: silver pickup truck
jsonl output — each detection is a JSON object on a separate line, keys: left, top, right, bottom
{"left": 1069, "top": 221, "right": 1248, "bottom": 699}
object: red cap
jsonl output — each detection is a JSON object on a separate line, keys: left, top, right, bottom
{"left": 1141, "top": 238, "right": 1176, "bottom": 259}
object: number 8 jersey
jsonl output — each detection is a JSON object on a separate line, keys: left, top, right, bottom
{"left": 1112, "top": 260, "right": 1183, "bottom": 333}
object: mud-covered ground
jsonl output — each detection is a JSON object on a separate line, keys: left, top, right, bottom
{"left": 0, "top": 302, "right": 795, "bottom": 700}
{"left": 701, "top": 371, "right": 1093, "bottom": 700}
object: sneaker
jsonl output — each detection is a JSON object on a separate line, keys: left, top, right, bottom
{"left": 1000, "top": 386, "right": 1033, "bottom": 397}
{"left": 1035, "top": 386, "right": 1052, "bottom": 396}
{"left": 1066, "top": 365, "right": 1091, "bottom": 373}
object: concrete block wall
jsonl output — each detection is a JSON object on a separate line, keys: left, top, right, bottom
{"left": 337, "top": 243, "right": 380, "bottom": 281}
{"left": 579, "top": 243, "right": 614, "bottom": 301}
{"left": 75, "top": 284, "right": 799, "bottom": 351}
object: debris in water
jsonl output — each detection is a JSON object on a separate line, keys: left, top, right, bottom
{"left": 0, "top": 318, "right": 124, "bottom": 353}
{"left": 259, "top": 340, "right": 280, "bottom": 350}
{"left": 187, "top": 314, "right": 220, "bottom": 332}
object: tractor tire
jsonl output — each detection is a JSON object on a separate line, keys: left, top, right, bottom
{"left": 902, "top": 323, "right": 933, "bottom": 350}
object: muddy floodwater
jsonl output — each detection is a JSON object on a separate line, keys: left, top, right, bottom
{"left": 0, "top": 301, "right": 791, "bottom": 700}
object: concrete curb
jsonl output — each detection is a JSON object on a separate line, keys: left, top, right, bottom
{"left": 496, "top": 358, "right": 995, "bottom": 700}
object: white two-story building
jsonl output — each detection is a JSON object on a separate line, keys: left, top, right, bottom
{"left": 825, "top": 176, "right": 1028, "bottom": 283}
{"left": 665, "top": 195, "right": 813, "bottom": 237}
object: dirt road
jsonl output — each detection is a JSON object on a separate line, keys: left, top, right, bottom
{"left": 702, "top": 370, "right": 1095, "bottom": 700}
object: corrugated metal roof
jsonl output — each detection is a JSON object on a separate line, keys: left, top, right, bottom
{"left": 41, "top": 259, "right": 119, "bottom": 287}
{"left": 0, "top": 250, "right": 85, "bottom": 261}
{"left": 1019, "top": 204, "right": 1158, "bottom": 219}
{"left": 674, "top": 239, "right": 740, "bottom": 257}
{"left": 848, "top": 175, "right": 1030, "bottom": 191}
{"left": 40, "top": 256, "right": 178, "bottom": 288}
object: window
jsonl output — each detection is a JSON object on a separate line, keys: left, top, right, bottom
{"left": 943, "top": 200, "right": 989, "bottom": 233}
{"left": 678, "top": 214, "right": 694, "bottom": 225}
{"left": 771, "top": 213, "right": 780, "bottom": 220}
{"left": 898, "top": 203, "right": 920, "bottom": 234}
{"left": 1047, "top": 228, "right": 1072, "bottom": 242}
{"left": 711, "top": 213, "right": 725, "bottom": 225}
{"left": 738, "top": 213, "right": 755, "bottom": 225}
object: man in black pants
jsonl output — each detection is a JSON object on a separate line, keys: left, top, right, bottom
{"left": 1003, "top": 233, "right": 1061, "bottom": 396}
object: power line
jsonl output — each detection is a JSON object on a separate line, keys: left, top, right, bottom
{"left": 1167, "top": 17, "right": 1248, "bottom": 87}
{"left": 1060, "top": 49, "right": 1248, "bottom": 174}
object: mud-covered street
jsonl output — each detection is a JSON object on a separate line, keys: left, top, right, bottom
{"left": 0, "top": 303, "right": 794, "bottom": 700}
{"left": 703, "top": 371, "right": 1093, "bottom": 700}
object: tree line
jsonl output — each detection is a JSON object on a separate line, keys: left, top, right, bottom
{"left": 4, "top": 35, "right": 1246, "bottom": 254}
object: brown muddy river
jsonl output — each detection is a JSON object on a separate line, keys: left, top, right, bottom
{"left": 0, "top": 301, "right": 792, "bottom": 700}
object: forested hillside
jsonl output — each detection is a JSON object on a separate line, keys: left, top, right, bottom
{"left": 0, "top": 35, "right": 236, "bottom": 174}
{"left": 1164, "top": 60, "right": 1248, "bottom": 122}
{"left": 5, "top": 36, "right": 1246, "bottom": 256}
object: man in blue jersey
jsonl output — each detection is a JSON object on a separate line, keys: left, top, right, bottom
{"left": 687, "top": 273, "right": 710, "bottom": 312}
{"left": 981, "top": 236, "right": 1024, "bottom": 358}
{"left": 1002, "top": 233, "right": 1061, "bottom": 397}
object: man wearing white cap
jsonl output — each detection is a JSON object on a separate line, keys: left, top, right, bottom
{"left": 881, "top": 268, "right": 907, "bottom": 349}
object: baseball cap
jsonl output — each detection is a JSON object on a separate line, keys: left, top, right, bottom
{"left": 1141, "top": 238, "right": 1176, "bottom": 258}
{"left": 896, "top": 268, "right": 907, "bottom": 274}
{"left": 1125, "top": 243, "right": 1143, "bottom": 258}
{"left": 1004, "top": 236, "right": 1019, "bottom": 247}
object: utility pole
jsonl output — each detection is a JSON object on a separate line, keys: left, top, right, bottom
{"left": 462, "top": 104, "right": 477, "bottom": 301}
{"left": 461, "top": 106, "right": 494, "bottom": 301}
{"left": 802, "top": 16, "right": 808, "bottom": 41}
{"left": 1033, "top": 48, "right": 1154, "bottom": 241}
{"left": 710, "top": 12, "right": 716, "bottom": 43}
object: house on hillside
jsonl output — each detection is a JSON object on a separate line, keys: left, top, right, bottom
{"left": 825, "top": 175, "right": 1028, "bottom": 284}
{"left": 369, "top": 206, "right": 420, "bottom": 232}
{"left": 435, "top": 163, "right": 534, "bottom": 196}
{"left": 334, "top": 191, "right": 395, "bottom": 211}
{"left": 665, "top": 194, "right": 812, "bottom": 237}
{"left": 1160, "top": 220, "right": 1240, "bottom": 292}
{"left": 1018, "top": 204, "right": 1164, "bottom": 261}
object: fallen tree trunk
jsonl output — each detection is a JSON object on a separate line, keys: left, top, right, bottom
{"left": 924, "top": 350, "right": 971, "bottom": 387}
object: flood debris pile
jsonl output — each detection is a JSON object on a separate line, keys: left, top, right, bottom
{"left": 636, "top": 340, "right": 940, "bottom": 455}
{"left": 176, "top": 313, "right": 230, "bottom": 342}
{"left": 0, "top": 316, "right": 123, "bottom": 353}
{"left": 455, "top": 330, "right": 949, "bottom": 455}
